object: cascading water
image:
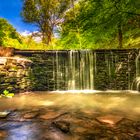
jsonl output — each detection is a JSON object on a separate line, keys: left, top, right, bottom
{"left": 136, "top": 51, "right": 140, "bottom": 77}
{"left": 132, "top": 50, "right": 140, "bottom": 91}
{"left": 54, "top": 50, "right": 95, "bottom": 90}
{"left": 52, "top": 50, "right": 139, "bottom": 91}
{"left": 14, "top": 49, "right": 139, "bottom": 92}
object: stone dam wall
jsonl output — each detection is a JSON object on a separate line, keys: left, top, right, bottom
{"left": 0, "top": 49, "right": 140, "bottom": 93}
{"left": 0, "top": 57, "right": 32, "bottom": 93}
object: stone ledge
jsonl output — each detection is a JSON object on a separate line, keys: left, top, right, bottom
{"left": 0, "top": 57, "right": 32, "bottom": 66}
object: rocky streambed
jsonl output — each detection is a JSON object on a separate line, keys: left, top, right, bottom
{"left": 0, "top": 92, "right": 140, "bottom": 140}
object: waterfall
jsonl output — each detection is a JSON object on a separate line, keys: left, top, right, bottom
{"left": 132, "top": 51, "right": 140, "bottom": 91}
{"left": 14, "top": 49, "right": 140, "bottom": 91}
{"left": 55, "top": 51, "right": 66, "bottom": 90}
{"left": 54, "top": 50, "right": 95, "bottom": 90}
{"left": 136, "top": 51, "right": 140, "bottom": 77}
{"left": 67, "top": 50, "right": 95, "bottom": 90}
{"left": 47, "top": 49, "right": 139, "bottom": 91}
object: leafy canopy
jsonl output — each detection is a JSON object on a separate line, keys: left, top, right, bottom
{"left": 59, "top": 0, "right": 140, "bottom": 49}
{"left": 21, "top": 0, "right": 73, "bottom": 45}
{"left": 0, "top": 18, "right": 22, "bottom": 47}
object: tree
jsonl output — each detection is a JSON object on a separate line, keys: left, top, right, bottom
{"left": 21, "top": 0, "right": 72, "bottom": 45}
{"left": 60, "top": 0, "right": 140, "bottom": 49}
{"left": 0, "top": 18, "right": 22, "bottom": 47}
{"left": 59, "top": 1, "right": 85, "bottom": 49}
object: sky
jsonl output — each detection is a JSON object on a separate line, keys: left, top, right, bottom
{"left": 0, "top": 0, "right": 37, "bottom": 34}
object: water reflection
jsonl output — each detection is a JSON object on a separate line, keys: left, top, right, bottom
{"left": 38, "top": 100, "right": 54, "bottom": 106}
{"left": 0, "top": 91, "right": 140, "bottom": 118}
{"left": 6, "top": 122, "right": 40, "bottom": 140}
{"left": 0, "top": 91, "right": 140, "bottom": 140}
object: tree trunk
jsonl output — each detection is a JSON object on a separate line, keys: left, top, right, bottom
{"left": 42, "top": 28, "right": 52, "bottom": 45}
{"left": 47, "top": 31, "right": 52, "bottom": 45}
{"left": 118, "top": 24, "right": 123, "bottom": 48}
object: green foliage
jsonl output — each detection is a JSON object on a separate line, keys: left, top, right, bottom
{"left": 1, "top": 90, "right": 14, "bottom": 98}
{"left": 59, "top": 0, "right": 140, "bottom": 49}
{"left": 0, "top": 18, "right": 22, "bottom": 47}
{"left": 0, "top": 17, "right": 48, "bottom": 50}
{"left": 21, "top": 0, "right": 73, "bottom": 45}
{"left": 1, "top": 0, "right": 140, "bottom": 50}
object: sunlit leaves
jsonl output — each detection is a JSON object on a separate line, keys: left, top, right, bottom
{"left": 0, "top": 18, "right": 22, "bottom": 47}
{"left": 21, "top": 0, "right": 73, "bottom": 45}
{"left": 60, "top": 0, "right": 140, "bottom": 49}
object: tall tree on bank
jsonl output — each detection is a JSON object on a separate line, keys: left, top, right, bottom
{"left": 82, "top": 0, "right": 140, "bottom": 48}
{"left": 21, "top": 0, "right": 72, "bottom": 45}
{"left": 60, "top": 1, "right": 84, "bottom": 49}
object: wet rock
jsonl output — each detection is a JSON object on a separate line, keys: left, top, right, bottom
{"left": 74, "top": 127, "right": 87, "bottom": 133}
{"left": 81, "top": 109, "right": 98, "bottom": 117}
{"left": 52, "top": 121, "right": 70, "bottom": 133}
{"left": 98, "top": 137, "right": 110, "bottom": 140}
{"left": 0, "top": 130, "right": 7, "bottom": 138}
{"left": 23, "top": 112, "right": 38, "bottom": 119}
{"left": 132, "top": 121, "right": 140, "bottom": 131}
{"left": 0, "top": 122, "right": 23, "bottom": 130}
{"left": 42, "top": 130, "right": 72, "bottom": 140}
{"left": 39, "top": 112, "right": 64, "bottom": 120}
{"left": 96, "top": 115, "right": 123, "bottom": 125}
{"left": 118, "top": 118, "right": 134, "bottom": 126}
{"left": 82, "top": 133, "right": 96, "bottom": 140}
{"left": 0, "top": 111, "right": 10, "bottom": 119}
{"left": 113, "top": 136, "right": 119, "bottom": 140}
{"left": 98, "top": 136, "right": 119, "bottom": 140}
{"left": 84, "top": 120, "right": 99, "bottom": 128}
{"left": 116, "top": 133, "right": 133, "bottom": 140}
{"left": 7, "top": 111, "right": 22, "bottom": 121}
{"left": 134, "top": 132, "right": 140, "bottom": 140}
{"left": 117, "top": 118, "right": 137, "bottom": 134}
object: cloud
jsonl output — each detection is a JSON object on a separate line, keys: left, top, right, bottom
{"left": 20, "top": 30, "right": 32, "bottom": 37}
{"left": 20, "top": 30, "right": 42, "bottom": 43}
{"left": 33, "top": 36, "right": 42, "bottom": 43}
